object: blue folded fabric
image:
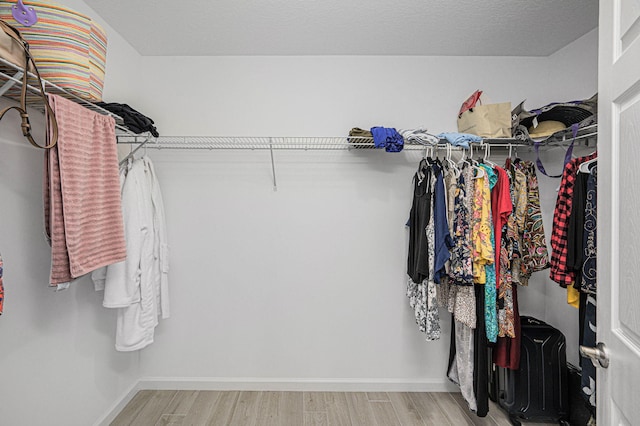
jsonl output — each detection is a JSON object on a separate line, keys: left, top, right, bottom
{"left": 371, "top": 127, "right": 404, "bottom": 152}
{"left": 437, "top": 132, "right": 482, "bottom": 149}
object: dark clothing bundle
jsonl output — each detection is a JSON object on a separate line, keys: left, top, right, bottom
{"left": 96, "top": 102, "right": 160, "bottom": 137}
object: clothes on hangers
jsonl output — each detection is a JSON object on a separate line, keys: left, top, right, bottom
{"left": 518, "top": 161, "right": 551, "bottom": 281}
{"left": 479, "top": 164, "right": 498, "bottom": 343}
{"left": 444, "top": 166, "right": 478, "bottom": 414}
{"left": 493, "top": 163, "right": 523, "bottom": 366}
{"left": 448, "top": 318, "right": 477, "bottom": 412}
{"left": 405, "top": 150, "right": 552, "bottom": 414}
{"left": 470, "top": 167, "right": 493, "bottom": 286}
{"left": 92, "top": 156, "right": 170, "bottom": 352}
{"left": 491, "top": 167, "right": 513, "bottom": 283}
{"left": 448, "top": 164, "right": 474, "bottom": 287}
{"left": 546, "top": 157, "right": 599, "bottom": 412}
{"left": 433, "top": 161, "right": 453, "bottom": 284}
{"left": 580, "top": 165, "right": 597, "bottom": 410}
{"left": 506, "top": 165, "right": 527, "bottom": 287}
{"left": 549, "top": 152, "right": 598, "bottom": 287}
{"left": 580, "top": 164, "right": 597, "bottom": 295}
{"left": 406, "top": 160, "right": 440, "bottom": 340}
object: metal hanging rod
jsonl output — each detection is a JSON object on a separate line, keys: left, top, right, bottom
{"left": 115, "top": 130, "right": 597, "bottom": 151}
{"left": 114, "top": 131, "right": 597, "bottom": 191}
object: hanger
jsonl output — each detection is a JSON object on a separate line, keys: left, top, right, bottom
{"left": 416, "top": 158, "right": 427, "bottom": 182}
{"left": 578, "top": 156, "right": 598, "bottom": 173}
{"left": 473, "top": 163, "right": 486, "bottom": 179}
{"left": 468, "top": 144, "right": 486, "bottom": 179}
{"left": 505, "top": 143, "right": 513, "bottom": 169}
{"left": 445, "top": 144, "right": 461, "bottom": 177}
{"left": 416, "top": 146, "right": 434, "bottom": 183}
{"left": 119, "top": 135, "right": 152, "bottom": 167}
{"left": 483, "top": 143, "right": 497, "bottom": 168}
{"left": 457, "top": 145, "right": 471, "bottom": 169}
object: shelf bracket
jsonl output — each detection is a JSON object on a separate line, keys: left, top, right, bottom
{"left": 0, "top": 70, "right": 23, "bottom": 97}
{"left": 269, "top": 138, "right": 277, "bottom": 191}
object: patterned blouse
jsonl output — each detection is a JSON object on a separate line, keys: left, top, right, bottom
{"left": 518, "top": 161, "right": 550, "bottom": 283}
{"left": 471, "top": 169, "right": 494, "bottom": 285}
{"left": 581, "top": 165, "right": 597, "bottom": 294}
{"left": 448, "top": 166, "right": 474, "bottom": 286}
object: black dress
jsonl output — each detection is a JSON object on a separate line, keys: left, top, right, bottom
{"left": 407, "top": 161, "right": 433, "bottom": 283}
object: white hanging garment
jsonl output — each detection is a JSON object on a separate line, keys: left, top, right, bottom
{"left": 114, "top": 158, "right": 157, "bottom": 351}
{"left": 92, "top": 157, "right": 169, "bottom": 351}
{"left": 141, "top": 156, "right": 170, "bottom": 319}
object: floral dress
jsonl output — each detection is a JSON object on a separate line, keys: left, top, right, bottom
{"left": 449, "top": 165, "right": 474, "bottom": 286}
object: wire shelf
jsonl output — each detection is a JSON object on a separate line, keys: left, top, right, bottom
{"left": 116, "top": 131, "right": 597, "bottom": 151}
{"left": 116, "top": 136, "right": 438, "bottom": 150}
{"left": 0, "top": 56, "right": 136, "bottom": 135}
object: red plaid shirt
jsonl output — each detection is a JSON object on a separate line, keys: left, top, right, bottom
{"left": 549, "top": 153, "right": 597, "bottom": 287}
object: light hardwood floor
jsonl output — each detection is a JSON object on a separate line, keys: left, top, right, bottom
{"left": 111, "top": 391, "right": 552, "bottom": 426}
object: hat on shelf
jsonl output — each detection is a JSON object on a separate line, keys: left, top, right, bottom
{"left": 527, "top": 120, "right": 567, "bottom": 139}
{"left": 512, "top": 94, "right": 598, "bottom": 142}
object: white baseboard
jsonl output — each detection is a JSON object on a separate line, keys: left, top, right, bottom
{"left": 94, "top": 381, "right": 143, "bottom": 426}
{"left": 136, "top": 377, "right": 458, "bottom": 393}
{"left": 95, "top": 377, "right": 458, "bottom": 423}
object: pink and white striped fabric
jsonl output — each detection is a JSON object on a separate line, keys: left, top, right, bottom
{"left": 0, "top": 1, "right": 108, "bottom": 101}
{"left": 44, "top": 94, "right": 126, "bottom": 285}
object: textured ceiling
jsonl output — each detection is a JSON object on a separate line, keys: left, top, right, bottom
{"left": 84, "top": 0, "right": 598, "bottom": 56}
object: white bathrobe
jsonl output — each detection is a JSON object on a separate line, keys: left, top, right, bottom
{"left": 92, "top": 156, "right": 169, "bottom": 351}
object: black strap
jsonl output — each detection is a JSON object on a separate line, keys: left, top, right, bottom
{"left": 534, "top": 124, "right": 578, "bottom": 178}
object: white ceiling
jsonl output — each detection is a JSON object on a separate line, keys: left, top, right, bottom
{"left": 84, "top": 0, "right": 598, "bottom": 57}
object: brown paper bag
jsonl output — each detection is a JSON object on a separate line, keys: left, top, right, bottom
{"left": 457, "top": 102, "right": 512, "bottom": 138}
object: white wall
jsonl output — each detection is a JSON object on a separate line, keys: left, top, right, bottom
{"left": 0, "top": 1, "right": 144, "bottom": 425}
{"left": 539, "top": 28, "right": 599, "bottom": 366}
{"left": 139, "top": 55, "right": 551, "bottom": 137}
{"left": 132, "top": 37, "right": 598, "bottom": 389}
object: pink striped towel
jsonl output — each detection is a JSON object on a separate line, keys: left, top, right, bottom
{"left": 44, "top": 94, "right": 126, "bottom": 285}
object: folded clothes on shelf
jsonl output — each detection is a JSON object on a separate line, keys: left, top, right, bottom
{"left": 370, "top": 126, "right": 404, "bottom": 152}
{"left": 437, "top": 132, "right": 482, "bottom": 149}
{"left": 96, "top": 102, "right": 159, "bottom": 137}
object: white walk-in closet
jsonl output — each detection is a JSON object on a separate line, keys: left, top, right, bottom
{"left": 2, "top": 1, "right": 630, "bottom": 425}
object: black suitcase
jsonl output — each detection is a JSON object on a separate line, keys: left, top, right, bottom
{"left": 567, "top": 363, "right": 595, "bottom": 426}
{"left": 495, "top": 316, "right": 569, "bottom": 425}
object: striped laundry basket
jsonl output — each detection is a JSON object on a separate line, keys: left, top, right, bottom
{"left": 0, "top": 0, "right": 107, "bottom": 101}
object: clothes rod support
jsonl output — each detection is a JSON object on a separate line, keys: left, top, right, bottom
{"left": 119, "top": 136, "right": 151, "bottom": 167}
{"left": 0, "top": 70, "right": 22, "bottom": 97}
{"left": 269, "top": 138, "right": 277, "bottom": 191}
